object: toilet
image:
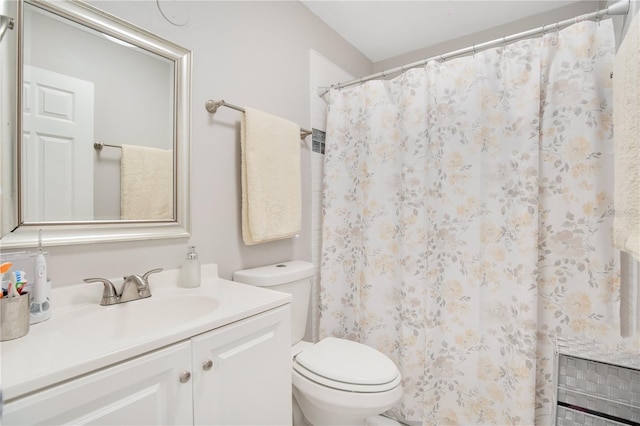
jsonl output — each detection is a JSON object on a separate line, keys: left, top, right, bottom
{"left": 233, "top": 261, "right": 402, "bottom": 426}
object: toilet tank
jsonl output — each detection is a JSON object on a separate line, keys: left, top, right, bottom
{"left": 233, "top": 261, "right": 314, "bottom": 345}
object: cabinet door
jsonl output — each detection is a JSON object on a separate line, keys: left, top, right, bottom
{"left": 192, "top": 305, "right": 292, "bottom": 426}
{"left": 3, "top": 341, "right": 193, "bottom": 425}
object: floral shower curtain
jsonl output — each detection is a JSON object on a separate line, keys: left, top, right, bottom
{"left": 320, "top": 20, "right": 632, "bottom": 424}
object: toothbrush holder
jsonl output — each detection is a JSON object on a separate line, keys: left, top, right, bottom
{"left": 0, "top": 292, "right": 30, "bottom": 341}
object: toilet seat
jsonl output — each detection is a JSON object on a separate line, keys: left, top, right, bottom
{"left": 293, "top": 337, "right": 401, "bottom": 393}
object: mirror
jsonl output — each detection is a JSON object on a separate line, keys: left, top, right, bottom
{"left": 1, "top": 0, "right": 191, "bottom": 248}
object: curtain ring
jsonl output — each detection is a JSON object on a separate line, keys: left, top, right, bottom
{"left": 542, "top": 24, "right": 547, "bottom": 35}
{"left": 472, "top": 44, "right": 476, "bottom": 57}
{"left": 439, "top": 54, "right": 445, "bottom": 62}
{"left": 556, "top": 21, "right": 560, "bottom": 34}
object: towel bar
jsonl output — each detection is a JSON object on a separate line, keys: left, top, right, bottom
{"left": 94, "top": 141, "right": 121, "bottom": 150}
{"left": 205, "top": 99, "right": 312, "bottom": 139}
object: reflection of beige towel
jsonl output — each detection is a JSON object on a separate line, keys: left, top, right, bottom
{"left": 121, "top": 144, "right": 173, "bottom": 220}
{"left": 241, "top": 107, "right": 301, "bottom": 245}
{"left": 614, "top": 12, "right": 640, "bottom": 337}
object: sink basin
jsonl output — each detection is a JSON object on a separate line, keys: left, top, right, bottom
{"left": 52, "top": 294, "right": 219, "bottom": 341}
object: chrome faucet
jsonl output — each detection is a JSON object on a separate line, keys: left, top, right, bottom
{"left": 84, "top": 268, "right": 162, "bottom": 306}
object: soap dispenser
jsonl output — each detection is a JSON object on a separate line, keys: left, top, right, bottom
{"left": 180, "top": 246, "right": 201, "bottom": 288}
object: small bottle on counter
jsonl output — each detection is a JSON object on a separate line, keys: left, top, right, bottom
{"left": 180, "top": 246, "right": 201, "bottom": 288}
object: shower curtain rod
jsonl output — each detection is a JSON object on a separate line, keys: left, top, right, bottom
{"left": 317, "top": 0, "right": 630, "bottom": 97}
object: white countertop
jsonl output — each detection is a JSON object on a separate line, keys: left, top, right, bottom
{"left": 0, "top": 264, "right": 291, "bottom": 400}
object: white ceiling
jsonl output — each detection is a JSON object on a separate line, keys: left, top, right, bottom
{"left": 301, "top": 1, "right": 590, "bottom": 63}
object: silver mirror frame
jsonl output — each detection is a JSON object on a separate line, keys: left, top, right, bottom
{"left": 1, "top": 0, "right": 191, "bottom": 248}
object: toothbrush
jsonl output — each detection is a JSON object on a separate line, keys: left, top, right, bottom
{"left": 33, "top": 230, "right": 47, "bottom": 305}
{"left": 0, "top": 262, "right": 11, "bottom": 275}
{"left": 8, "top": 273, "right": 19, "bottom": 298}
{"left": 8, "top": 278, "right": 20, "bottom": 298}
{"left": 0, "top": 261, "right": 11, "bottom": 287}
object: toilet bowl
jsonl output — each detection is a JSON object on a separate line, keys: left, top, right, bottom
{"left": 291, "top": 339, "right": 402, "bottom": 425}
{"left": 233, "top": 261, "right": 402, "bottom": 425}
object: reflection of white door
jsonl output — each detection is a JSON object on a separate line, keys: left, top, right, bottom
{"left": 22, "top": 66, "right": 94, "bottom": 222}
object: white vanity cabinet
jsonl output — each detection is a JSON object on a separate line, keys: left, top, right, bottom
{"left": 2, "top": 341, "right": 194, "bottom": 425}
{"left": 192, "top": 304, "right": 291, "bottom": 425}
{"left": 2, "top": 306, "right": 291, "bottom": 425}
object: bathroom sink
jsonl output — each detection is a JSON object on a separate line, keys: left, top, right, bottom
{"left": 53, "top": 294, "right": 219, "bottom": 341}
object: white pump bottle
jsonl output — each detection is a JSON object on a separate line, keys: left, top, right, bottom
{"left": 180, "top": 246, "right": 201, "bottom": 288}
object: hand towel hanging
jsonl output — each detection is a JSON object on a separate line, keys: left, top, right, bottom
{"left": 613, "top": 10, "right": 640, "bottom": 336}
{"left": 241, "top": 107, "right": 301, "bottom": 245}
{"left": 613, "top": 11, "right": 640, "bottom": 258}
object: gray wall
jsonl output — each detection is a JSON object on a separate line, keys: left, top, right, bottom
{"left": 41, "top": 1, "right": 372, "bottom": 284}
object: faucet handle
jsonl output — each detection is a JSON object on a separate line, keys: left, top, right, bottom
{"left": 142, "top": 268, "right": 163, "bottom": 280}
{"left": 135, "top": 268, "right": 162, "bottom": 298}
{"left": 84, "top": 278, "right": 118, "bottom": 306}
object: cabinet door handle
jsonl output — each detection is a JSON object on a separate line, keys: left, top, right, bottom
{"left": 202, "top": 359, "right": 213, "bottom": 371}
{"left": 179, "top": 371, "right": 191, "bottom": 383}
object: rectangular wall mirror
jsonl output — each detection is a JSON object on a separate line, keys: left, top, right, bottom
{"left": 1, "top": 0, "right": 191, "bottom": 248}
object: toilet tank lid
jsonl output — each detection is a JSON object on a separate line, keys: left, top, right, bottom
{"left": 232, "top": 260, "right": 314, "bottom": 287}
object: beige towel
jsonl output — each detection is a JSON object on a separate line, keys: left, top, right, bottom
{"left": 614, "top": 12, "right": 640, "bottom": 337}
{"left": 121, "top": 144, "right": 173, "bottom": 220}
{"left": 241, "top": 107, "right": 301, "bottom": 245}
{"left": 614, "top": 11, "right": 640, "bottom": 259}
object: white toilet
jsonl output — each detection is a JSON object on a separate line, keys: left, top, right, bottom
{"left": 233, "top": 261, "right": 402, "bottom": 426}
